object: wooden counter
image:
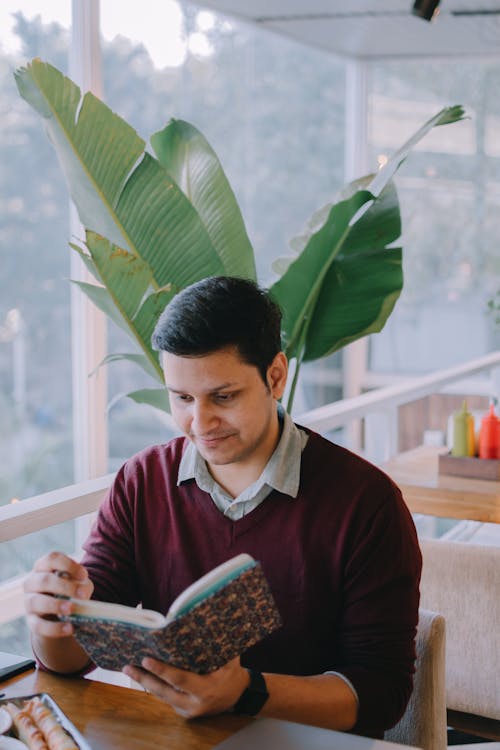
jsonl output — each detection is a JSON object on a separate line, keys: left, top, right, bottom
{"left": 382, "top": 445, "right": 500, "bottom": 523}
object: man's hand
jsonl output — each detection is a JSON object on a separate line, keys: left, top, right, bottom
{"left": 123, "top": 657, "right": 250, "bottom": 718}
{"left": 24, "top": 551, "right": 94, "bottom": 639}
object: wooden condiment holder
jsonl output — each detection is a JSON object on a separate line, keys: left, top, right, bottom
{"left": 438, "top": 452, "right": 500, "bottom": 481}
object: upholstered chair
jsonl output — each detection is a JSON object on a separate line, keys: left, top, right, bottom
{"left": 419, "top": 538, "right": 500, "bottom": 741}
{"left": 385, "top": 608, "right": 447, "bottom": 750}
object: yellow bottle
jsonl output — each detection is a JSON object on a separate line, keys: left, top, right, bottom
{"left": 451, "top": 400, "right": 475, "bottom": 457}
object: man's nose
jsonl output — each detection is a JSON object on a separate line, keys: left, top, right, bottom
{"left": 191, "top": 401, "right": 218, "bottom": 433}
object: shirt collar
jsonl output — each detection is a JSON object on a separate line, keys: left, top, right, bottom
{"left": 178, "top": 405, "right": 307, "bottom": 500}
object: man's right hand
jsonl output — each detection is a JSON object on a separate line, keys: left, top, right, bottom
{"left": 24, "top": 551, "right": 93, "bottom": 639}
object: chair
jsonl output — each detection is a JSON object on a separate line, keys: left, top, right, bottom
{"left": 419, "top": 538, "right": 500, "bottom": 742}
{"left": 385, "top": 608, "right": 447, "bottom": 750}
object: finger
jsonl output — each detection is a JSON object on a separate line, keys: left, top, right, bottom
{"left": 123, "top": 666, "right": 190, "bottom": 705}
{"left": 122, "top": 664, "right": 182, "bottom": 691}
{"left": 25, "top": 590, "right": 76, "bottom": 639}
{"left": 25, "top": 593, "right": 76, "bottom": 639}
{"left": 33, "top": 552, "right": 89, "bottom": 581}
{"left": 24, "top": 571, "right": 93, "bottom": 600}
{"left": 25, "top": 592, "right": 74, "bottom": 618}
{"left": 141, "top": 658, "right": 197, "bottom": 692}
{"left": 26, "top": 613, "right": 74, "bottom": 638}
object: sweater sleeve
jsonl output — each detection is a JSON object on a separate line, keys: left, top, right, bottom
{"left": 334, "top": 480, "right": 422, "bottom": 737}
{"left": 81, "top": 462, "right": 141, "bottom": 607}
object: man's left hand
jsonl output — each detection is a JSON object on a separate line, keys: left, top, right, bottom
{"left": 123, "top": 656, "right": 250, "bottom": 718}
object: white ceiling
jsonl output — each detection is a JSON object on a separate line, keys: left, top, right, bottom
{"left": 195, "top": 0, "right": 500, "bottom": 59}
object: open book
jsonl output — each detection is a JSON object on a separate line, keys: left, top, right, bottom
{"left": 62, "top": 554, "right": 281, "bottom": 674}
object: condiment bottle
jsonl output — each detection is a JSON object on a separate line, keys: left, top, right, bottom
{"left": 451, "top": 400, "right": 475, "bottom": 457}
{"left": 478, "top": 404, "right": 500, "bottom": 459}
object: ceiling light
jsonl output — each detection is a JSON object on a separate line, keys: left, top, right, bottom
{"left": 412, "top": 0, "right": 440, "bottom": 22}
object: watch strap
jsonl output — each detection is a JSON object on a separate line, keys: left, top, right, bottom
{"left": 232, "top": 668, "right": 269, "bottom": 716}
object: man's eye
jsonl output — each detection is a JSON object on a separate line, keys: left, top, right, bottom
{"left": 214, "top": 393, "right": 234, "bottom": 402}
{"left": 176, "top": 394, "right": 193, "bottom": 402}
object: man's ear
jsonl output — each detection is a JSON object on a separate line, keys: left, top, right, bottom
{"left": 267, "top": 352, "right": 288, "bottom": 399}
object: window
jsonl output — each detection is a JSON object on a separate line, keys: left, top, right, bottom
{"left": 368, "top": 62, "right": 500, "bottom": 374}
{"left": 0, "top": 2, "right": 73, "bottom": 653}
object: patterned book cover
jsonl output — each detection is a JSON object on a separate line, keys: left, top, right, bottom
{"left": 65, "top": 563, "right": 282, "bottom": 673}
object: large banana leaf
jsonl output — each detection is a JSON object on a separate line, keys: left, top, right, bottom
{"left": 14, "top": 59, "right": 226, "bottom": 288}
{"left": 369, "top": 105, "right": 467, "bottom": 198}
{"left": 126, "top": 388, "right": 170, "bottom": 412}
{"left": 305, "top": 245, "right": 402, "bottom": 359}
{"left": 108, "top": 387, "right": 170, "bottom": 415}
{"left": 271, "top": 105, "right": 466, "bottom": 372}
{"left": 151, "top": 120, "right": 256, "bottom": 281}
{"left": 72, "top": 232, "right": 176, "bottom": 382}
{"left": 91, "top": 353, "right": 160, "bottom": 381}
{"left": 271, "top": 188, "right": 381, "bottom": 358}
{"left": 300, "top": 183, "right": 402, "bottom": 360}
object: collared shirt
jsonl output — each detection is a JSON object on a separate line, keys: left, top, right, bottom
{"left": 177, "top": 406, "right": 309, "bottom": 520}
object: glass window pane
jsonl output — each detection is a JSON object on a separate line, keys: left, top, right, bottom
{"left": 1, "top": 5, "right": 72, "bottom": 498}
{"left": 0, "top": 4, "right": 73, "bottom": 653}
{"left": 367, "top": 61, "right": 500, "bottom": 375}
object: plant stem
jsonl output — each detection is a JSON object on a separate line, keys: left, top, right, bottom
{"left": 286, "top": 356, "right": 301, "bottom": 414}
{"left": 285, "top": 314, "right": 310, "bottom": 413}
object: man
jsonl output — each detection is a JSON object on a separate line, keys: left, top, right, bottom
{"left": 24, "top": 276, "right": 421, "bottom": 737}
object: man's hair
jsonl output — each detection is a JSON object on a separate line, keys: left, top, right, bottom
{"left": 152, "top": 276, "right": 282, "bottom": 383}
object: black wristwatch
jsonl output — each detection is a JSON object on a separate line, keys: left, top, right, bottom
{"left": 232, "top": 668, "right": 269, "bottom": 716}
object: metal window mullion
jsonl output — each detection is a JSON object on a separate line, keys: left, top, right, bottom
{"left": 343, "top": 60, "right": 370, "bottom": 452}
{"left": 69, "top": 0, "right": 108, "bottom": 491}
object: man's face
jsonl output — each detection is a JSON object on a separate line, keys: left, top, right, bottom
{"left": 163, "top": 346, "right": 287, "bottom": 473}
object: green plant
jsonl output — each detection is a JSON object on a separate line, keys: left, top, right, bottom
{"left": 15, "top": 59, "right": 465, "bottom": 412}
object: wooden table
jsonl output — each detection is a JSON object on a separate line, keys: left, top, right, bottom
{"left": 1, "top": 669, "right": 420, "bottom": 750}
{"left": 1, "top": 669, "right": 250, "bottom": 750}
{"left": 382, "top": 445, "right": 500, "bottom": 523}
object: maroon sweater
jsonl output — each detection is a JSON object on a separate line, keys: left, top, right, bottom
{"left": 82, "top": 430, "right": 421, "bottom": 737}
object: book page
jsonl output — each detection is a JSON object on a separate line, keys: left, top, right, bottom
{"left": 70, "top": 599, "right": 167, "bottom": 628}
